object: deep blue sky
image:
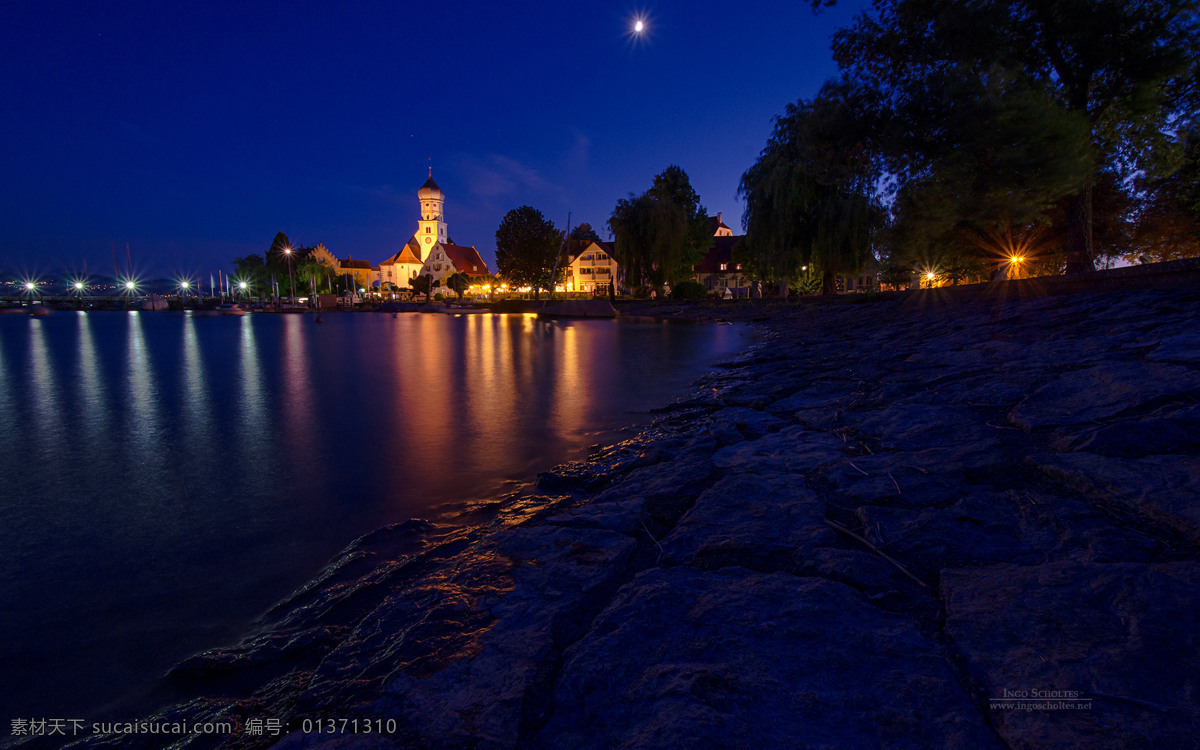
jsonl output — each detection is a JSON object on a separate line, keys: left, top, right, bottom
{"left": 2, "top": 1, "right": 864, "bottom": 280}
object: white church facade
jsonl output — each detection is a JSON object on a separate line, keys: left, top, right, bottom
{"left": 380, "top": 171, "right": 490, "bottom": 292}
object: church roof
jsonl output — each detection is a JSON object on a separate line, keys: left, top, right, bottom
{"left": 418, "top": 173, "right": 444, "bottom": 200}
{"left": 441, "top": 244, "right": 490, "bottom": 276}
{"left": 340, "top": 258, "right": 373, "bottom": 270}
{"left": 383, "top": 238, "right": 423, "bottom": 266}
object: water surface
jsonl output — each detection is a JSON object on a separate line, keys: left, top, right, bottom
{"left": 0, "top": 310, "right": 746, "bottom": 722}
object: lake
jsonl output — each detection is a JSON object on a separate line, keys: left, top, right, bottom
{"left": 0, "top": 310, "right": 747, "bottom": 724}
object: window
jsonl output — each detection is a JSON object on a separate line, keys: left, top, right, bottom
{"left": 426, "top": 226, "right": 431, "bottom": 234}
{"left": 736, "top": 264, "right": 742, "bottom": 270}
{"left": 720, "top": 263, "right": 727, "bottom": 271}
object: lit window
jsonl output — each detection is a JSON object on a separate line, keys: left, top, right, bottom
{"left": 720, "top": 263, "right": 727, "bottom": 271}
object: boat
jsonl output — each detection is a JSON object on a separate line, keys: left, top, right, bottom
{"left": 441, "top": 304, "right": 488, "bottom": 314}
{"left": 218, "top": 303, "right": 249, "bottom": 316}
{"left": 141, "top": 297, "right": 168, "bottom": 311}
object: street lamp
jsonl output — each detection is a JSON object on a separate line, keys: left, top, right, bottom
{"left": 283, "top": 247, "right": 295, "bottom": 306}
{"left": 179, "top": 279, "right": 191, "bottom": 305}
{"left": 238, "top": 280, "right": 248, "bottom": 302}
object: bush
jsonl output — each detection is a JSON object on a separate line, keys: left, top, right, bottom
{"left": 434, "top": 292, "right": 446, "bottom": 301}
{"left": 671, "top": 280, "right": 708, "bottom": 300}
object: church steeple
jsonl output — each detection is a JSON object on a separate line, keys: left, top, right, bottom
{"left": 416, "top": 168, "right": 447, "bottom": 262}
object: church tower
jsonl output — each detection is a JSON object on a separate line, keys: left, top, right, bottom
{"left": 416, "top": 169, "right": 448, "bottom": 262}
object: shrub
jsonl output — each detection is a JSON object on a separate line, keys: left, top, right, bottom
{"left": 671, "top": 280, "right": 708, "bottom": 300}
{"left": 434, "top": 292, "right": 446, "bottom": 301}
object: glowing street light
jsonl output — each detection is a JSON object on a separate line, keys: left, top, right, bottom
{"left": 634, "top": 18, "right": 645, "bottom": 33}
{"left": 283, "top": 246, "right": 296, "bottom": 306}
{"left": 238, "top": 280, "right": 249, "bottom": 301}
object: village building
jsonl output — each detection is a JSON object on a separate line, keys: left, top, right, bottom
{"left": 563, "top": 240, "right": 620, "bottom": 295}
{"left": 338, "top": 256, "right": 378, "bottom": 290}
{"left": 693, "top": 213, "right": 751, "bottom": 297}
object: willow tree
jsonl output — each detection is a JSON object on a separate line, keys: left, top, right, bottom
{"left": 738, "top": 85, "right": 883, "bottom": 295}
{"left": 609, "top": 166, "right": 713, "bottom": 295}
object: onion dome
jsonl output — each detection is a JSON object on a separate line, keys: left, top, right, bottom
{"left": 418, "top": 170, "right": 444, "bottom": 200}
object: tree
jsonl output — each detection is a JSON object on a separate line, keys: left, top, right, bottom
{"left": 495, "top": 206, "right": 563, "bottom": 299}
{"left": 232, "top": 253, "right": 269, "bottom": 298}
{"left": 738, "top": 85, "right": 883, "bottom": 294}
{"left": 295, "top": 253, "right": 333, "bottom": 293}
{"left": 445, "top": 272, "right": 470, "bottom": 300}
{"left": 410, "top": 273, "right": 432, "bottom": 301}
{"left": 569, "top": 222, "right": 602, "bottom": 244}
{"left": 822, "top": 0, "right": 1200, "bottom": 272}
{"left": 609, "top": 166, "right": 713, "bottom": 296}
{"left": 1130, "top": 122, "right": 1200, "bottom": 261}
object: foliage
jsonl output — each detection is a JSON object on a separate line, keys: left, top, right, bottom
{"left": 671, "top": 280, "right": 708, "bottom": 300}
{"left": 295, "top": 252, "right": 333, "bottom": 293}
{"left": 568, "top": 222, "right": 602, "bottom": 244}
{"left": 445, "top": 272, "right": 470, "bottom": 300}
{"left": 410, "top": 273, "right": 432, "bottom": 301}
{"left": 788, "top": 267, "right": 824, "bottom": 296}
{"left": 495, "top": 206, "right": 564, "bottom": 297}
{"left": 822, "top": 0, "right": 1200, "bottom": 272}
{"left": 232, "top": 253, "right": 269, "bottom": 293}
{"left": 609, "top": 166, "right": 713, "bottom": 295}
{"left": 1129, "top": 122, "right": 1200, "bottom": 262}
{"left": 434, "top": 292, "right": 445, "bottom": 301}
{"left": 738, "top": 84, "right": 884, "bottom": 294}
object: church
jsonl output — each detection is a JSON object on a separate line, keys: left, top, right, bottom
{"left": 379, "top": 171, "right": 491, "bottom": 293}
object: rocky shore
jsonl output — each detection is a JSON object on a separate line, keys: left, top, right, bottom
{"left": 74, "top": 280, "right": 1200, "bottom": 750}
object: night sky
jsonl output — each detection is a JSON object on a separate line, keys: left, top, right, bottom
{"left": 2, "top": 1, "right": 864, "bottom": 280}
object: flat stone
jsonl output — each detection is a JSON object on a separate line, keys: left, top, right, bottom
{"left": 943, "top": 561, "right": 1200, "bottom": 749}
{"left": 659, "top": 473, "right": 834, "bottom": 569}
{"left": 1009, "top": 362, "right": 1197, "bottom": 429}
{"left": 380, "top": 526, "right": 637, "bottom": 748}
{"left": 539, "top": 568, "right": 998, "bottom": 749}
{"left": 1050, "top": 416, "right": 1195, "bottom": 457}
{"left": 1033, "top": 452, "right": 1200, "bottom": 542}
{"left": 856, "top": 491, "right": 1161, "bottom": 576}
{"left": 765, "top": 382, "right": 858, "bottom": 415}
{"left": 1147, "top": 333, "right": 1200, "bottom": 363}
{"left": 854, "top": 404, "right": 999, "bottom": 452}
{"left": 711, "top": 425, "right": 845, "bottom": 474}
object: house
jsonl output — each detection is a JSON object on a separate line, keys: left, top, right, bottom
{"left": 339, "top": 256, "right": 378, "bottom": 290}
{"left": 693, "top": 213, "right": 751, "bottom": 296}
{"left": 421, "top": 242, "right": 490, "bottom": 289}
{"left": 563, "top": 240, "right": 620, "bottom": 295}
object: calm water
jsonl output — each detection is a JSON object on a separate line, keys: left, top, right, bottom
{"left": 0, "top": 310, "right": 746, "bottom": 723}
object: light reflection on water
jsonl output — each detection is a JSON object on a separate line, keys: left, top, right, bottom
{"left": 0, "top": 310, "right": 747, "bottom": 723}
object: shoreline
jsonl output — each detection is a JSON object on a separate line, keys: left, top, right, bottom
{"left": 55, "top": 277, "right": 1200, "bottom": 748}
